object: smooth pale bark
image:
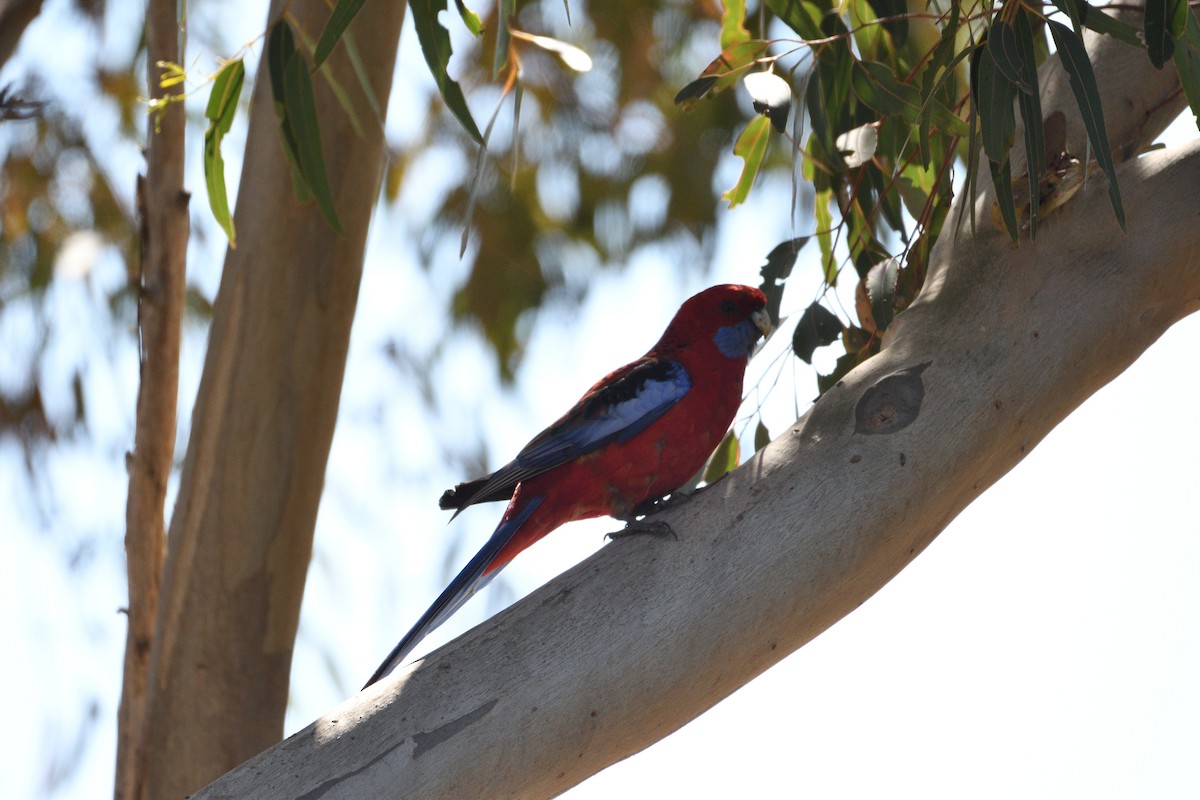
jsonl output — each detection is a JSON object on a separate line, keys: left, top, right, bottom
{"left": 190, "top": 14, "right": 1200, "bottom": 800}
{"left": 137, "top": 1, "right": 405, "bottom": 798}
{"left": 115, "top": 3, "right": 187, "bottom": 798}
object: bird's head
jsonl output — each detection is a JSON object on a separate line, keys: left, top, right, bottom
{"left": 658, "top": 284, "right": 771, "bottom": 360}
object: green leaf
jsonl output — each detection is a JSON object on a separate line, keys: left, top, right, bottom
{"left": 758, "top": 237, "right": 808, "bottom": 326}
{"left": 203, "top": 59, "right": 245, "bottom": 246}
{"left": 819, "top": 21, "right": 856, "bottom": 114}
{"left": 974, "top": 42, "right": 1017, "bottom": 165}
{"left": 702, "top": 430, "right": 740, "bottom": 484}
{"left": 1055, "top": 0, "right": 1085, "bottom": 32}
{"left": 813, "top": 185, "right": 836, "bottom": 284}
{"left": 205, "top": 60, "right": 243, "bottom": 136}
{"left": 866, "top": 257, "right": 899, "bottom": 332}
{"left": 284, "top": 55, "right": 342, "bottom": 232}
{"left": 990, "top": 157, "right": 1019, "bottom": 243}
{"left": 268, "top": 19, "right": 294, "bottom": 107}
{"left": 1047, "top": 20, "right": 1124, "bottom": 228}
{"left": 1013, "top": 9, "right": 1045, "bottom": 238}
{"left": 988, "top": 18, "right": 1032, "bottom": 94}
{"left": 493, "top": 0, "right": 515, "bottom": 77}
{"left": 764, "top": 0, "right": 823, "bottom": 39}
{"left": 864, "top": 0, "right": 907, "bottom": 46}
{"left": 268, "top": 22, "right": 313, "bottom": 203}
{"left": 853, "top": 59, "right": 918, "bottom": 114}
{"left": 805, "top": 62, "right": 835, "bottom": 156}
{"left": 897, "top": 159, "right": 937, "bottom": 219}
{"left": 845, "top": 197, "right": 872, "bottom": 266}
{"left": 675, "top": 40, "right": 772, "bottom": 106}
{"left": 849, "top": 0, "right": 889, "bottom": 60}
{"left": 312, "top": 0, "right": 368, "bottom": 69}
{"left": 792, "top": 301, "right": 842, "bottom": 363}
{"left": 721, "top": 0, "right": 750, "bottom": 50}
{"left": 674, "top": 76, "right": 719, "bottom": 105}
{"left": 919, "top": 0, "right": 963, "bottom": 166}
{"left": 853, "top": 60, "right": 968, "bottom": 137}
{"left": 1050, "top": 0, "right": 1144, "bottom": 47}
{"left": 1172, "top": 7, "right": 1200, "bottom": 130}
{"left": 455, "top": 0, "right": 484, "bottom": 37}
{"left": 411, "top": 0, "right": 485, "bottom": 143}
{"left": 754, "top": 420, "right": 771, "bottom": 453}
{"left": 723, "top": 114, "right": 772, "bottom": 207}
{"left": 460, "top": 86, "right": 510, "bottom": 256}
{"left": 1145, "top": 0, "right": 1189, "bottom": 68}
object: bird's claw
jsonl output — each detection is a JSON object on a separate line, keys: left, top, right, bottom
{"left": 606, "top": 519, "right": 678, "bottom": 541}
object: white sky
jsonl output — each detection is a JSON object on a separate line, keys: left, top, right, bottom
{"left": 1, "top": 3, "right": 1198, "bottom": 799}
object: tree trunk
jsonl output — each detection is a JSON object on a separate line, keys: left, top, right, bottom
{"left": 187, "top": 13, "right": 1200, "bottom": 800}
{"left": 134, "top": 1, "right": 406, "bottom": 797}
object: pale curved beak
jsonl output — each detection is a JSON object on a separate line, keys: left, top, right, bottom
{"left": 750, "top": 307, "right": 773, "bottom": 340}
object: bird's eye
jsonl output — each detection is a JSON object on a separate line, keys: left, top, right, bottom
{"left": 720, "top": 299, "right": 736, "bottom": 315}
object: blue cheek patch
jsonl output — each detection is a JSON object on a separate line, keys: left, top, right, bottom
{"left": 714, "top": 320, "right": 758, "bottom": 359}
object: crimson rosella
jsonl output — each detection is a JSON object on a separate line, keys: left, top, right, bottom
{"left": 364, "top": 284, "right": 770, "bottom": 688}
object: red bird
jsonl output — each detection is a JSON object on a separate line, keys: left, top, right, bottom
{"left": 364, "top": 284, "right": 770, "bottom": 687}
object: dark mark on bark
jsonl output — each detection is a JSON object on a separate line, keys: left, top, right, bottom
{"left": 412, "top": 699, "right": 498, "bottom": 758}
{"left": 854, "top": 362, "right": 931, "bottom": 435}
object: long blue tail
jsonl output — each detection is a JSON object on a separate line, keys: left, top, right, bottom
{"left": 363, "top": 497, "right": 544, "bottom": 689}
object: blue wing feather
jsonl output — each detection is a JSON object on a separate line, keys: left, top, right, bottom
{"left": 440, "top": 358, "right": 691, "bottom": 515}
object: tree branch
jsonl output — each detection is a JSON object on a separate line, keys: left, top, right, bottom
{"left": 115, "top": 3, "right": 187, "bottom": 798}
{"left": 190, "top": 16, "right": 1200, "bottom": 800}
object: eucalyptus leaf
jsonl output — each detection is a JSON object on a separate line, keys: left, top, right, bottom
{"left": 411, "top": 0, "right": 485, "bottom": 143}
{"left": 1047, "top": 20, "right": 1124, "bottom": 228}
{"left": 203, "top": 58, "right": 244, "bottom": 246}
{"left": 754, "top": 420, "right": 770, "bottom": 453}
{"left": 313, "top": 0, "right": 368, "bottom": 68}
{"left": 1050, "top": 0, "right": 1144, "bottom": 47}
{"left": 1145, "top": 0, "right": 1188, "bottom": 68}
{"left": 702, "top": 430, "right": 740, "bottom": 484}
{"left": 1014, "top": 9, "right": 1044, "bottom": 237}
{"left": 723, "top": 115, "right": 772, "bottom": 207}
{"left": 990, "top": 157, "right": 1019, "bottom": 243}
{"left": 282, "top": 49, "right": 342, "bottom": 232}
{"left": 866, "top": 257, "right": 899, "bottom": 332}
{"left": 988, "top": 18, "right": 1032, "bottom": 94}
{"left": 720, "top": 0, "right": 750, "bottom": 49}
{"left": 974, "top": 43, "right": 1017, "bottom": 165}
{"left": 758, "top": 237, "right": 808, "bottom": 326}
{"left": 793, "top": 301, "right": 842, "bottom": 364}
{"left": 1172, "top": 8, "right": 1200, "bottom": 129}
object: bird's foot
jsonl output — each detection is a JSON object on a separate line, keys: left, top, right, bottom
{"left": 607, "top": 518, "right": 678, "bottom": 541}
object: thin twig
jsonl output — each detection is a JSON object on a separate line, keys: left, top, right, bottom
{"left": 115, "top": 2, "right": 189, "bottom": 798}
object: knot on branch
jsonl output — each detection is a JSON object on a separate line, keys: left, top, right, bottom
{"left": 854, "top": 362, "right": 931, "bottom": 435}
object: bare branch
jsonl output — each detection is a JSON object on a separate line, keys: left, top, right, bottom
{"left": 115, "top": 2, "right": 188, "bottom": 798}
